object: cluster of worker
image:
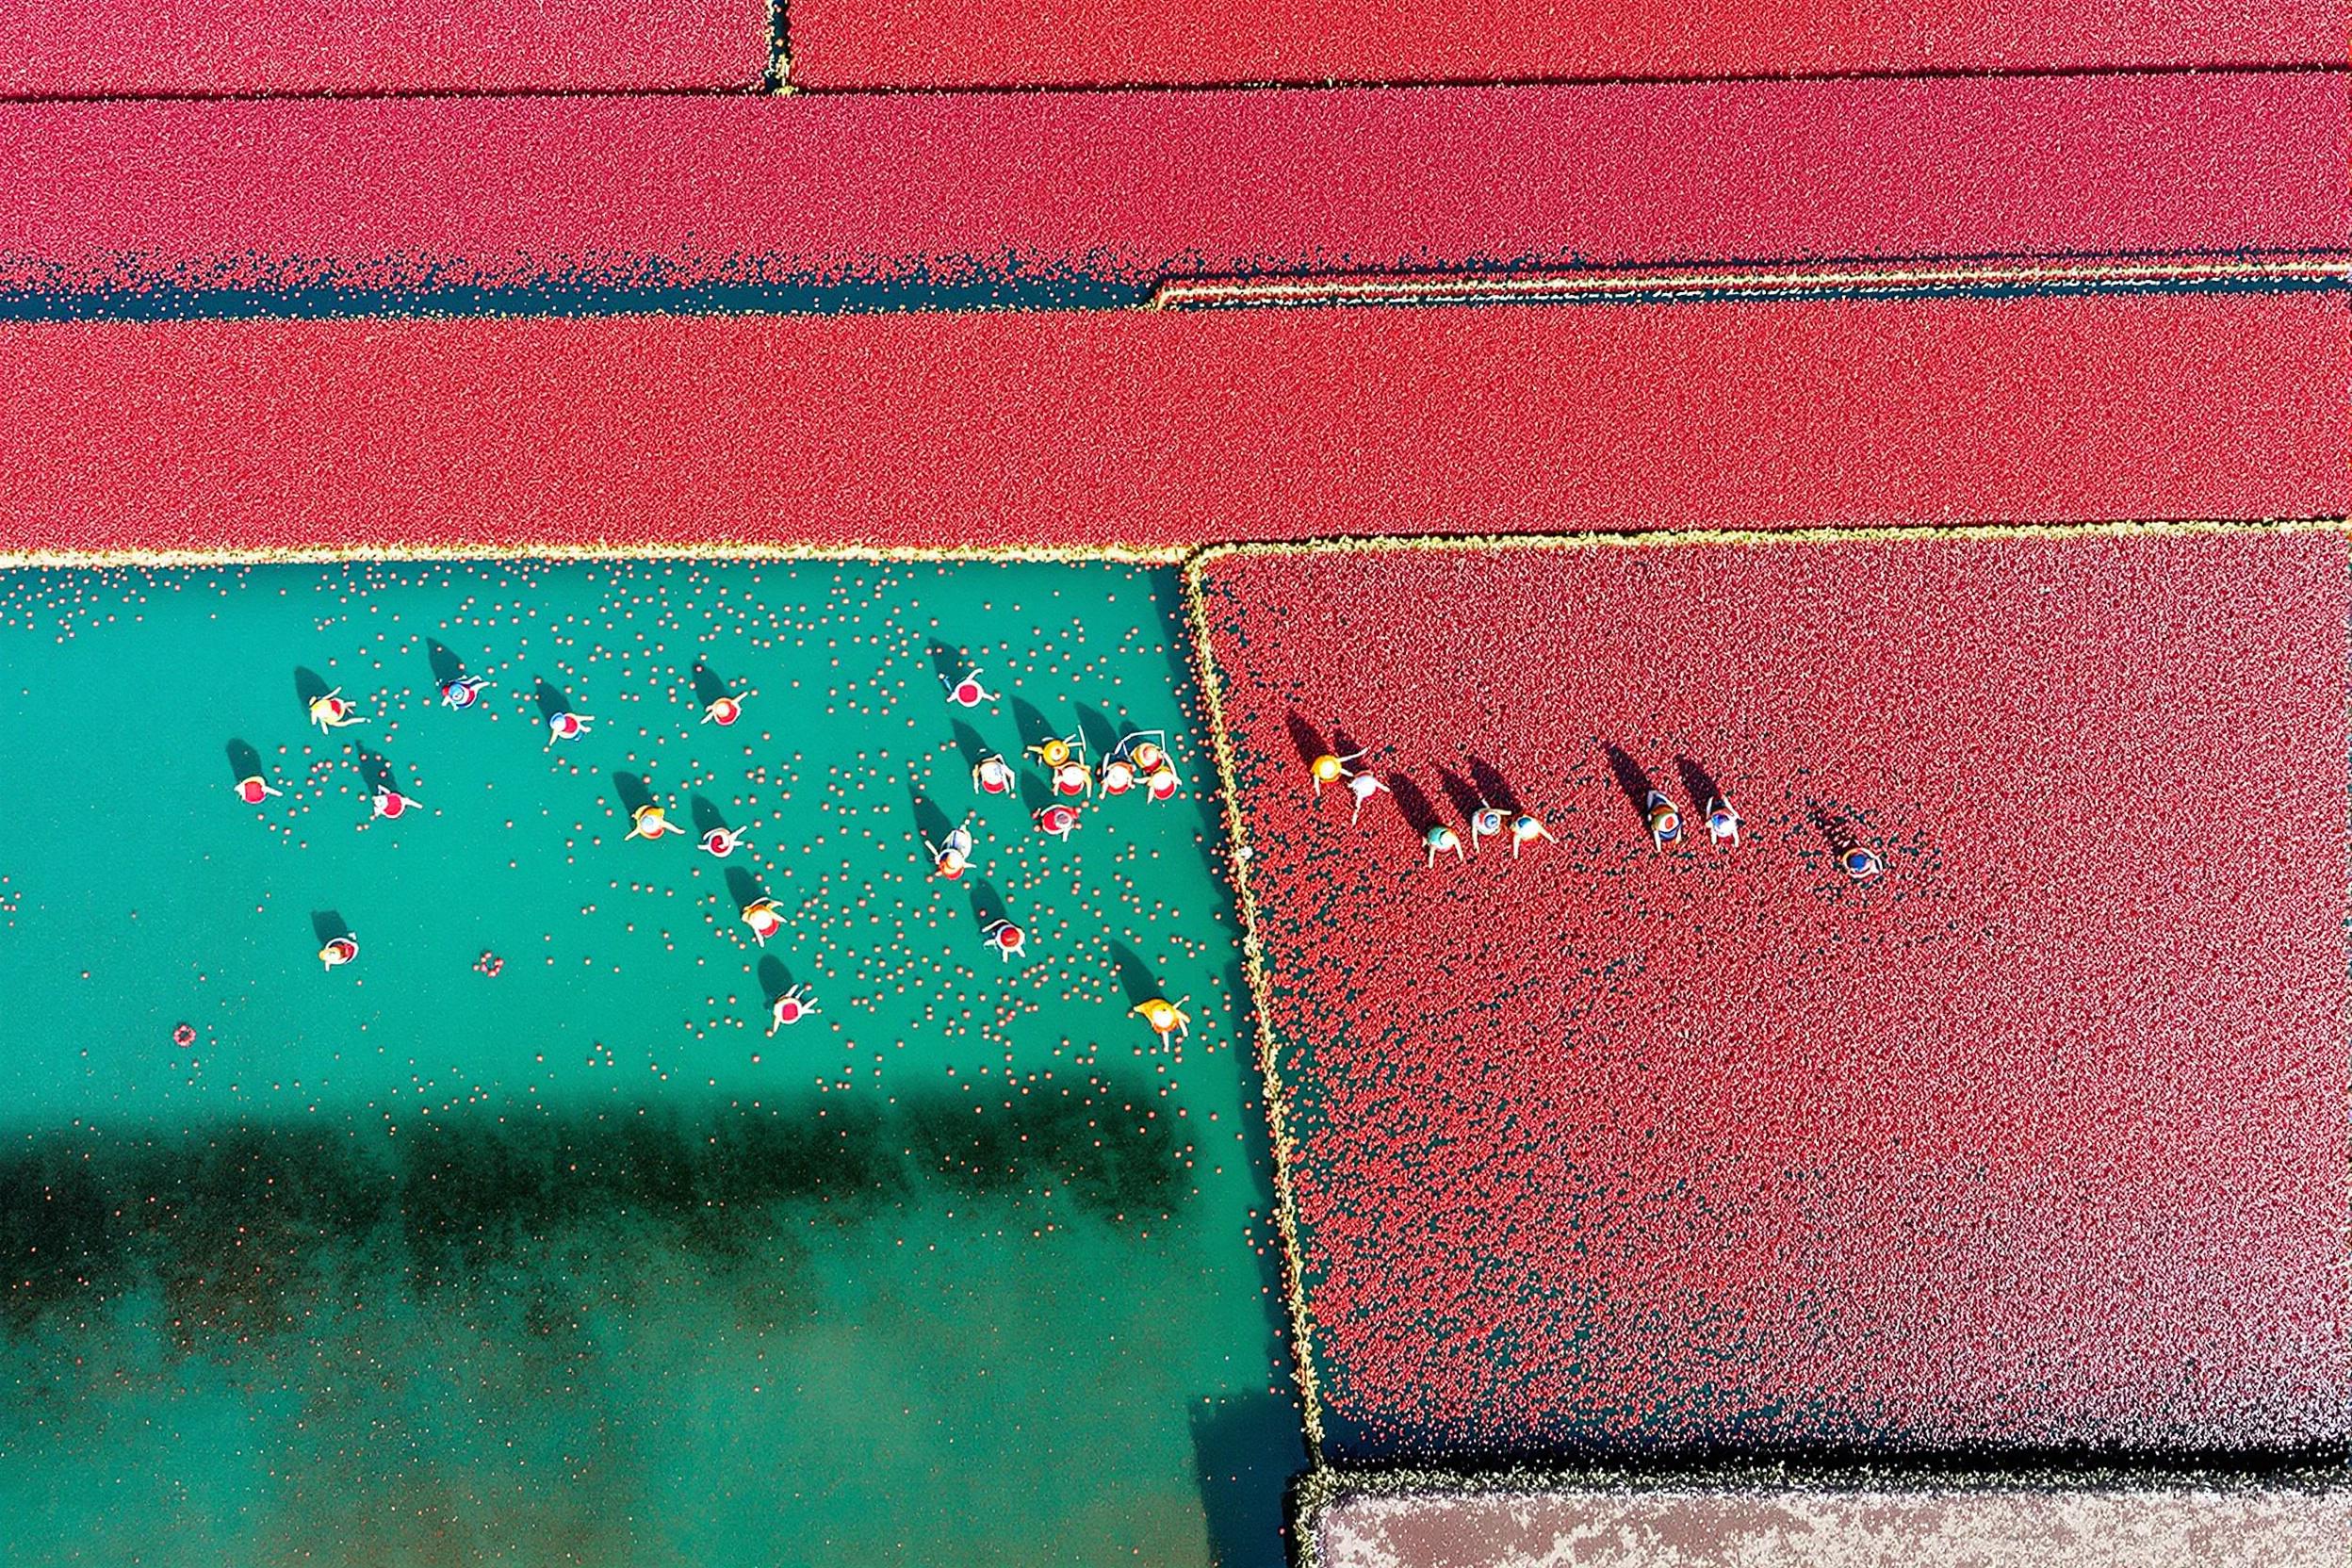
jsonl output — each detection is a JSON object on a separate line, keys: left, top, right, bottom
{"left": 1306, "top": 747, "right": 1569, "bottom": 865}
{"left": 255, "top": 665, "right": 821, "bottom": 1015}
{"left": 256, "top": 644, "right": 1886, "bottom": 1052}
{"left": 267, "top": 653, "right": 1203, "bottom": 1053}
{"left": 1306, "top": 746, "right": 1884, "bottom": 880}
{"left": 247, "top": 650, "right": 1199, "bottom": 1049}
{"left": 936, "top": 665, "right": 1192, "bottom": 1049}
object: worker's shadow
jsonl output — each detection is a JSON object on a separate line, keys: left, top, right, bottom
{"left": 425, "top": 639, "right": 473, "bottom": 690}
{"left": 225, "top": 738, "right": 266, "bottom": 786}
{"left": 1431, "top": 765, "right": 1484, "bottom": 825}
{"left": 1603, "top": 743, "right": 1658, "bottom": 824}
{"left": 1105, "top": 939, "right": 1163, "bottom": 1009}
{"left": 690, "top": 793, "right": 734, "bottom": 840}
{"left": 1386, "top": 775, "right": 1442, "bottom": 837}
{"left": 1284, "top": 712, "right": 1328, "bottom": 767}
{"left": 950, "top": 719, "right": 993, "bottom": 775}
{"left": 310, "top": 908, "right": 352, "bottom": 946}
{"left": 1018, "top": 766, "right": 1054, "bottom": 816}
{"left": 726, "top": 865, "right": 772, "bottom": 910}
{"left": 354, "top": 744, "right": 400, "bottom": 795}
{"left": 907, "top": 785, "right": 957, "bottom": 850}
{"left": 966, "top": 880, "right": 1009, "bottom": 936}
{"left": 926, "top": 638, "right": 969, "bottom": 689}
{"left": 532, "top": 676, "right": 576, "bottom": 725}
{"left": 689, "top": 660, "right": 734, "bottom": 710}
{"left": 292, "top": 665, "right": 334, "bottom": 712}
{"left": 1074, "top": 702, "right": 1127, "bottom": 765}
{"left": 1468, "top": 757, "right": 1522, "bottom": 815}
{"left": 1010, "top": 695, "right": 1062, "bottom": 759}
{"left": 611, "top": 771, "right": 656, "bottom": 820}
{"left": 1677, "top": 757, "right": 1725, "bottom": 812}
{"left": 756, "top": 954, "right": 798, "bottom": 1000}
{"left": 1807, "top": 800, "right": 1859, "bottom": 858}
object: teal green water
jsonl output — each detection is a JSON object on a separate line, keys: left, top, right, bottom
{"left": 0, "top": 559, "right": 1299, "bottom": 1566}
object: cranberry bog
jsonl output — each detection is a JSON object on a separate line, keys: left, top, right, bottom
{"left": 0, "top": 556, "right": 1301, "bottom": 1565}
{"left": 1187, "top": 525, "right": 2351, "bottom": 1461}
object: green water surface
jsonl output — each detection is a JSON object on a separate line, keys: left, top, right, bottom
{"left": 0, "top": 558, "right": 1299, "bottom": 1566}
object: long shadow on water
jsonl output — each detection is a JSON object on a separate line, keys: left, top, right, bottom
{"left": 532, "top": 677, "right": 574, "bottom": 724}
{"left": 292, "top": 665, "right": 332, "bottom": 710}
{"left": 1009, "top": 695, "right": 1063, "bottom": 759}
{"left": 1017, "top": 765, "right": 1055, "bottom": 816}
{"left": 689, "top": 661, "right": 733, "bottom": 710}
{"left": 354, "top": 744, "right": 400, "bottom": 794}
{"left": 949, "top": 719, "right": 992, "bottom": 775}
{"left": 612, "top": 771, "right": 656, "bottom": 823}
{"left": 906, "top": 785, "right": 956, "bottom": 851}
{"left": 225, "top": 738, "right": 265, "bottom": 786}
{"left": 1105, "top": 939, "right": 1165, "bottom": 1008}
{"left": 755, "top": 954, "right": 797, "bottom": 999}
{"left": 424, "top": 639, "right": 470, "bottom": 688}
{"left": 1074, "top": 701, "right": 1125, "bottom": 766}
{"left": 724, "top": 865, "right": 770, "bottom": 909}
{"left": 1192, "top": 1392, "right": 1305, "bottom": 1568}
{"left": 1186, "top": 950, "right": 1310, "bottom": 1564}
{"left": 965, "top": 879, "right": 1009, "bottom": 936}
{"left": 689, "top": 794, "right": 732, "bottom": 839}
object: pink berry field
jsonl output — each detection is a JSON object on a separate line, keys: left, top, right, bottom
{"left": 1192, "top": 526, "right": 2350, "bottom": 1458}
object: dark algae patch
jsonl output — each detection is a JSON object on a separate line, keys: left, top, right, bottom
{"left": 4, "top": 1090, "right": 1182, "bottom": 1343}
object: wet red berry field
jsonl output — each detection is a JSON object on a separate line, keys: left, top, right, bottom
{"left": 1191, "top": 526, "right": 2351, "bottom": 1459}
{"left": 3, "top": 296, "right": 2337, "bottom": 558}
